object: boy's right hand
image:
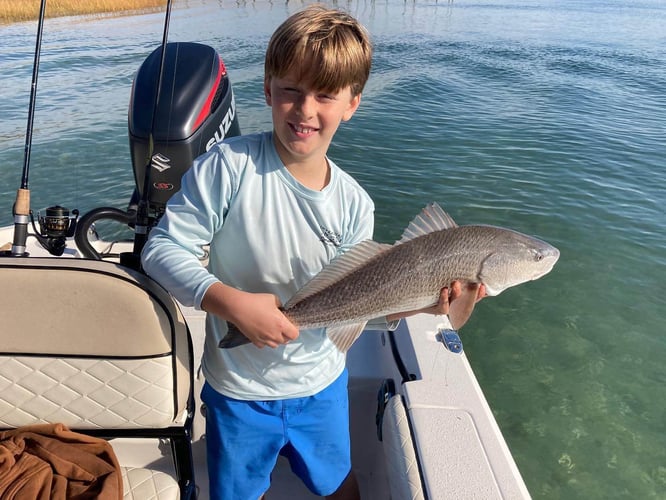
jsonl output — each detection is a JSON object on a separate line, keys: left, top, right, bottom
{"left": 201, "top": 282, "right": 299, "bottom": 348}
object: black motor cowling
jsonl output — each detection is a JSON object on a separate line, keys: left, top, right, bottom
{"left": 75, "top": 42, "right": 241, "bottom": 260}
{"left": 128, "top": 41, "right": 241, "bottom": 218}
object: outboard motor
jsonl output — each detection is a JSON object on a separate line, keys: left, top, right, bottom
{"left": 75, "top": 41, "right": 241, "bottom": 259}
{"left": 129, "top": 41, "right": 241, "bottom": 218}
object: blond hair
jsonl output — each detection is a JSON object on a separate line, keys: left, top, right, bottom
{"left": 265, "top": 5, "right": 373, "bottom": 96}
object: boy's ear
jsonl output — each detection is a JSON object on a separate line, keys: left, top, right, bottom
{"left": 264, "top": 77, "right": 272, "bottom": 106}
{"left": 343, "top": 94, "right": 362, "bottom": 122}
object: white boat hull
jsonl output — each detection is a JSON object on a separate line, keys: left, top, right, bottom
{"left": 0, "top": 225, "right": 530, "bottom": 499}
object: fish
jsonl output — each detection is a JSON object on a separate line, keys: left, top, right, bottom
{"left": 219, "top": 203, "right": 560, "bottom": 352}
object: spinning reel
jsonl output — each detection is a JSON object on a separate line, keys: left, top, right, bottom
{"left": 30, "top": 205, "right": 79, "bottom": 256}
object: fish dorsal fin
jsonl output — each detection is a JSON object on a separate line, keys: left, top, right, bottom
{"left": 397, "top": 202, "right": 458, "bottom": 244}
{"left": 285, "top": 240, "right": 392, "bottom": 308}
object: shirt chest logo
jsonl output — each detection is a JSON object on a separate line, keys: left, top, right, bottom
{"left": 319, "top": 226, "right": 342, "bottom": 248}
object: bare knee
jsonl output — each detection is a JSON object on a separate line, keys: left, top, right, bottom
{"left": 325, "top": 471, "right": 360, "bottom": 500}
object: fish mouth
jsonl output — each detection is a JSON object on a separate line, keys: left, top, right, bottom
{"left": 535, "top": 245, "right": 560, "bottom": 278}
{"left": 545, "top": 245, "right": 560, "bottom": 265}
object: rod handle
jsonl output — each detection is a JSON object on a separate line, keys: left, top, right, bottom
{"left": 11, "top": 188, "right": 31, "bottom": 256}
{"left": 14, "top": 188, "right": 30, "bottom": 216}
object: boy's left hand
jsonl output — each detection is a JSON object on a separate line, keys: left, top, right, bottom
{"left": 429, "top": 281, "right": 486, "bottom": 315}
{"left": 387, "top": 280, "right": 486, "bottom": 324}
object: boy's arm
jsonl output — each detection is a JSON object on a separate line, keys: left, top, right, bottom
{"left": 141, "top": 152, "right": 226, "bottom": 308}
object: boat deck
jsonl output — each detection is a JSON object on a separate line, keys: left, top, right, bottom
{"left": 110, "top": 314, "right": 530, "bottom": 499}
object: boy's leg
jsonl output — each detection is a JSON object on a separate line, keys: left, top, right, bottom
{"left": 326, "top": 471, "right": 360, "bottom": 500}
{"left": 201, "top": 382, "right": 285, "bottom": 499}
{"left": 280, "top": 369, "right": 358, "bottom": 497}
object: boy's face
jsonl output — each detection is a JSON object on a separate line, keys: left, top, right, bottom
{"left": 264, "top": 73, "right": 361, "bottom": 170}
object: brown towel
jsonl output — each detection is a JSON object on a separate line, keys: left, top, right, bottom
{"left": 0, "top": 423, "right": 122, "bottom": 499}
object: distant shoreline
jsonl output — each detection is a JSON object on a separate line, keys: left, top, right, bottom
{"left": 1, "top": 0, "right": 166, "bottom": 24}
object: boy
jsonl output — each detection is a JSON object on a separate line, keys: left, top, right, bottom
{"left": 142, "top": 6, "right": 477, "bottom": 499}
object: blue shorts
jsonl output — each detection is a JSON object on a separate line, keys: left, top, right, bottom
{"left": 201, "top": 369, "right": 351, "bottom": 499}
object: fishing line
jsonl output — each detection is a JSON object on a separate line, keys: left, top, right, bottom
{"left": 427, "top": 326, "right": 449, "bottom": 385}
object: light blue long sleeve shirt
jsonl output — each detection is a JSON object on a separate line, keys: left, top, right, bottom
{"left": 141, "top": 131, "right": 377, "bottom": 400}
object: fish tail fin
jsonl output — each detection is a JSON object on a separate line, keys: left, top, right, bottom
{"left": 327, "top": 322, "right": 368, "bottom": 353}
{"left": 218, "top": 322, "right": 251, "bottom": 349}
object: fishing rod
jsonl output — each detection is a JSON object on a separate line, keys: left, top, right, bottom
{"left": 8, "top": 0, "right": 48, "bottom": 257}
{"left": 126, "top": 0, "right": 174, "bottom": 270}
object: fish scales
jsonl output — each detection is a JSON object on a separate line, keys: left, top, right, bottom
{"left": 284, "top": 225, "right": 508, "bottom": 329}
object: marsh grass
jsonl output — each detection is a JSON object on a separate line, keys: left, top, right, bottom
{"left": 0, "top": 0, "right": 167, "bottom": 24}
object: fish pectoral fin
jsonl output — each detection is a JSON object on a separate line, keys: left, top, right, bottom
{"left": 448, "top": 285, "right": 479, "bottom": 330}
{"left": 327, "top": 322, "right": 369, "bottom": 353}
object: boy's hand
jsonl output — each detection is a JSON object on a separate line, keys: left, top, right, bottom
{"left": 386, "top": 281, "right": 486, "bottom": 322}
{"left": 429, "top": 281, "right": 487, "bottom": 315}
{"left": 202, "top": 283, "right": 299, "bottom": 348}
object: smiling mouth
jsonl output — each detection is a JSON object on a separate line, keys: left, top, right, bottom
{"left": 291, "top": 124, "right": 317, "bottom": 134}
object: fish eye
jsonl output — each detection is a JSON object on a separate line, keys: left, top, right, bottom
{"left": 535, "top": 252, "right": 544, "bottom": 262}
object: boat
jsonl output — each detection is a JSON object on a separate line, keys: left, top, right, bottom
{"left": 0, "top": 4, "right": 531, "bottom": 498}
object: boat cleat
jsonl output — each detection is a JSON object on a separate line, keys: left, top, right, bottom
{"left": 437, "top": 328, "right": 463, "bottom": 354}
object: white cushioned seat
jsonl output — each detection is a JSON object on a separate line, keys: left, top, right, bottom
{"left": 0, "top": 257, "right": 195, "bottom": 499}
{"left": 122, "top": 466, "right": 180, "bottom": 500}
{"left": 382, "top": 394, "right": 425, "bottom": 500}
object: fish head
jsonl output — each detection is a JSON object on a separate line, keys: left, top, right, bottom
{"left": 478, "top": 228, "right": 560, "bottom": 296}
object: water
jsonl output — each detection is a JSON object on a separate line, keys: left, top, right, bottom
{"left": 1, "top": 1, "right": 664, "bottom": 498}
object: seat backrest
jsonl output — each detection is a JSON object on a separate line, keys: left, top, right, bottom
{"left": 0, "top": 257, "right": 192, "bottom": 431}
